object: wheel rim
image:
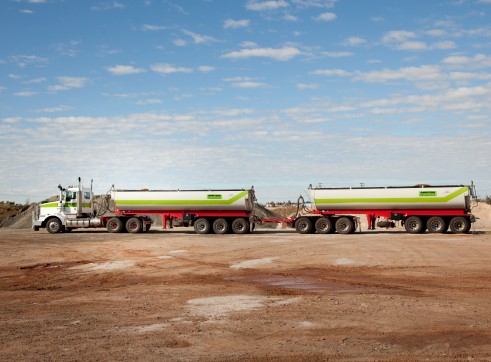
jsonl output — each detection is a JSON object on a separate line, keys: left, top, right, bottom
{"left": 407, "top": 220, "right": 418, "bottom": 231}
{"left": 338, "top": 221, "right": 349, "bottom": 231}
{"left": 453, "top": 220, "right": 465, "bottom": 231}
{"left": 48, "top": 221, "right": 60, "bottom": 233}
{"left": 197, "top": 222, "right": 206, "bottom": 232}
{"left": 298, "top": 221, "right": 309, "bottom": 231}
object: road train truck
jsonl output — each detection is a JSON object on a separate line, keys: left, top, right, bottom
{"left": 291, "top": 184, "right": 476, "bottom": 235}
{"left": 32, "top": 178, "right": 255, "bottom": 234}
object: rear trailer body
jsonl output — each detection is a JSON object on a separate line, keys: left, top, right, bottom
{"left": 291, "top": 184, "right": 475, "bottom": 235}
{"left": 112, "top": 188, "right": 256, "bottom": 234}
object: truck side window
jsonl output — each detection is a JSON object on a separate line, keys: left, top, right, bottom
{"left": 66, "top": 191, "right": 76, "bottom": 201}
{"left": 84, "top": 192, "right": 90, "bottom": 200}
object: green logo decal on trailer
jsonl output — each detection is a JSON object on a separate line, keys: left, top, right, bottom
{"left": 419, "top": 191, "right": 437, "bottom": 197}
{"left": 207, "top": 194, "right": 222, "bottom": 200}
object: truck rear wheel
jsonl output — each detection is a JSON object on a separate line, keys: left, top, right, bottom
{"left": 335, "top": 217, "right": 355, "bottom": 234}
{"left": 107, "top": 217, "right": 124, "bottom": 233}
{"left": 427, "top": 217, "right": 446, "bottom": 233}
{"left": 194, "top": 218, "right": 211, "bottom": 234}
{"left": 231, "top": 218, "right": 250, "bottom": 234}
{"left": 213, "top": 218, "right": 229, "bottom": 234}
{"left": 449, "top": 217, "right": 471, "bottom": 234}
{"left": 315, "top": 217, "right": 333, "bottom": 234}
{"left": 295, "top": 217, "right": 313, "bottom": 234}
{"left": 404, "top": 216, "right": 424, "bottom": 234}
{"left": 46, "top": 218, "right": 62, "bottom": 234}
{"left": 126, "top": 217, "right": 143, "bottom": 233}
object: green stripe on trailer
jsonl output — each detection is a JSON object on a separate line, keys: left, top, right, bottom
{"left": 314, "top": 186, "right": 468, "bottom": 205}
{"left": 115, "top": 190, "right": 249, "bottom": 207}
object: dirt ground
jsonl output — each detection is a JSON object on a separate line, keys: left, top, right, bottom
{"left": 0, "top": 226, "right": 490, "bottom": 361}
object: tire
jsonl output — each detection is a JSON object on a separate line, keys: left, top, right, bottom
{"left": 314, "top": 217, "right": 333, "bottom": 234}
{"left": 107, "top": 217, "right": 124, "bottom": 233}
{"left": 449, "top": 216, "right": 471, "bottom": 234}
{"left": 335, "top": 217, "right": 355, "bottom": 234}
{"left": 427, "top": 216, "right": 446, "bottom": 233}
{"left": 231, "top": 218, "right": 250, "bottom": 234}
{"left": 194, "top": 218, "right": 211, "bottom": 234}
{"left": 404, "top": 216, "right": 424, "bottom": 234}
{"left": 295, "top": 217, "right": 313, "bottom": 234}
{"left": 212, "top": 218, "right": 229, "bottom": 234}
{"left": 46, "top": 218, "right": 62, "bottom": 234}
{"left": 126, "top": 217, "right": 143, "bottom": 233}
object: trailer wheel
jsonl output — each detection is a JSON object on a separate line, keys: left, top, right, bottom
{"left": 212, "top": 218, "right": 229, "bottom": 234}
{"left": 335, "top": 217, "right": 355, "bottom": 234}
{"left": 107, "top": 217, "right": 124, "bottom": 233}
{"left": 231, "top": 218, "right": 250, "bottom": 234}
{"left": 427, "top": 216, "right": 446, "bottom": 233}
{"left": 194, "top": 218, "right": 211, "bottom": 234}
{"left": 404, "top": 216, "right": 424, "bottom": 234}
{"left": 295, "top": 217, "right": 313, "bottom": 234}
{"left": 126, "top": 217, "right": 143, "bottom": 233}
{"left": 315, "top": 217, "right": 333, "bottom": 234}
{"left": 449, "top": 217, "right": 471, "bottom": 234}
{"left": 46, "top": 218, "right": 62, "bottom": 234}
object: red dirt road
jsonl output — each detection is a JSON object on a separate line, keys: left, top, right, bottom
{"left": 0, "top": 228, "right": 490, "bottom": 361}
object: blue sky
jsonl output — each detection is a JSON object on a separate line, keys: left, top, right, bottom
{"left": 1, "top": 0, "right": 491, "bottom": 203}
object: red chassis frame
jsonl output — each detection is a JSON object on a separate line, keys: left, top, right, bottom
{"left": 312, "top": 208, "right": 471, "bottom": 229}
{"left": 115, "top": 209, "right": 251, "bottom": 229}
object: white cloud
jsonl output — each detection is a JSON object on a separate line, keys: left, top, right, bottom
{"left": 354, "top": 65, "right": 443, "bottom": 83}
{"left": 106, "top": 65, "right": 146, "bottom": 75}
{"left": 198, "top": 66, "right": 215, "bottom": 73}
{"left": 34, "top": 105, "right": 74, "bottom": 113}
{"left": 342, "top": 37, "right": 367, "bottom": 46}
{"left": 442, "top": 53, "right": 491, "bottom": 68}
{"left": 136, "top": 99, "right": 163, "bottom": 105}
{"left": 11, "top": 54, "right": 48, "bottom": 67}
{"left": 182, "top": 30, "right": 218, "bottom": 44}
{"left": 396, "top": 41, "right": 428, "bottom": 51}
{"left": 314, "top": 12, "right": 336, "bottom": 21}
{"left": 233, "top": 81, "right": 267, "bottom": 88}
{"left": 142, "top": 24, "right": 166, "bottom": 31}
{"left": 297, "top": 83, "right": 319, "bottom": 90}
{"left": 91, "top": 1, "right": 125, "bottom": 11}
{"left": 14, "top": 91, "right": 38, "bottom": 97}
{"left": 433, "top": 40, "right": 457, "bottom": 49}
{"left": 382, "top": 30, "right": 417, "bottom": 44}
{"left": 246, "top": 0, "right": 289, "bottom": 11}
{"left": 323, "top": 51, "right": 353, "bottom": 57}
{"left": 48, "top": 76, "right": 89, "bottom": 91}
{"left": 173, "top": 39, "right": 187, "bottom": 47}
{"left": 292, "top": 0, "right": 337, "bottom": 8}
{"left": 223, "top": 19, "right": 250, "bottom": 29}
{"left": 222, "top": 46, "right": 301, "bottom": 61}
{"left": 311, "top": 69, "right": 351, "bottom": 76}
{"left": 151, "top": 63, "right": 193, "bottom": 74}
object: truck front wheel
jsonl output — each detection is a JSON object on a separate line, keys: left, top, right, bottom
{"left": 46, "top": 218, "right": 62, "bottom": 234}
